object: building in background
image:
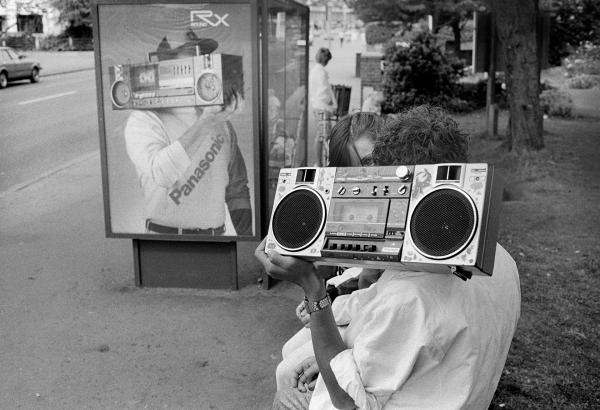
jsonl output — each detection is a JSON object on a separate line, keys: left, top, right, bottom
{"left": 0, "top": 0, "right": 62, "bottom": 36}
{"left": 304, "top": 0, "right": 357, "bottom": 32}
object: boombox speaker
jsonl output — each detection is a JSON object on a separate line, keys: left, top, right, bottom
{"left": 265, "top": 164, "right": 504, "bottom": 279}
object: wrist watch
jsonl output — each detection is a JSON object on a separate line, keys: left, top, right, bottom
{"left": 304, "top": 293, "right": 332, "bottom": 314}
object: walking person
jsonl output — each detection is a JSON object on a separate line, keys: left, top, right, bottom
{"left": 309, "top": 47, "right": 337, "bottom": 167}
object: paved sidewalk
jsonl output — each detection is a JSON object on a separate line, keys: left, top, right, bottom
{"left": 0, "top": 151, "right": 304, "bottom": 409}
{"left": 25, "top": 51, "right": 95, "bottom": 76}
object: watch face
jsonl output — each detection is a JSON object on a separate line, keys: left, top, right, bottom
{"left": 111, "top": 81, "right": 131, "bottom": 107}
{"left": 305, "top": 294, "right": 331, "bottom": 314}
{"left": 196, "top": 72, "right": 222, "bottom": 102}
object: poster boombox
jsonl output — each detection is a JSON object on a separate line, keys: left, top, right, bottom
{"left": 265, "top": 164, "right": 504, "bottom": 279}
{"left": 109, "top": 53, "right": 243, "bottom": 110}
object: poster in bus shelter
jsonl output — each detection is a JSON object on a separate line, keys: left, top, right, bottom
{"left": 93, "top": 0, "right": 260, "bottom": 240}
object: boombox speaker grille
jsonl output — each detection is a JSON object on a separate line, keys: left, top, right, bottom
{"left": 272, "top": 188, "right": 325, "bottom": 251}
{"left": 410, "top": 188, "right": 477, "bottom": 259}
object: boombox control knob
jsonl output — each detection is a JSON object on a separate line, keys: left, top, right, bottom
{"left": 352, "top": 186, "right": 361, "bottom": 195}
{"left": 337, "top": 186, "right": 347, "bottom": 195}
{"left": 396, "top": 166, "right": 411, "bottom": 180}
{"left": 398, "top": 185, "right": 408, "bottom": 195}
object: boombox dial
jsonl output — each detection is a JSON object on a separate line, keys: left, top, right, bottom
{"left": 110, "top": 81, "right": 131, "bottom": 108}
{"left": 271, "top": 187, "right": 327, "bottom": 251}
{"left": 196, "top": 72, "right": 222, "bottom": 102}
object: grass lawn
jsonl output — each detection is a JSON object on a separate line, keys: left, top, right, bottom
{"left": 455, "top": 110, "right": 600, "bottom": 409}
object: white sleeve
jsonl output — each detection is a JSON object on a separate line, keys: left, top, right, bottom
{"left": 124, "top": 111, "right": 191, "bottom": 188}
{"left": 328, "top": 293, "right": 432, "bottom": 409}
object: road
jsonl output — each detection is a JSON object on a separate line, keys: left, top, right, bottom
{"left": 0, "top": 70, "right": 98, "bottom": 192}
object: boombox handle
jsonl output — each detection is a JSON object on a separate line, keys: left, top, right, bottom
{"left": 451, "top": 266, "right": 473, "bottom": 281}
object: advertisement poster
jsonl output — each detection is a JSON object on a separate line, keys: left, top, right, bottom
{"left": 95, "top": 1, "right": 258, "bottom": 239}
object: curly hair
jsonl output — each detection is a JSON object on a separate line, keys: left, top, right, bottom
{"left": 315, "top": 47, "right": 332, "bottom": 66}
{"left": 372, "top": 105, "right": 468, "bottom": 165}
{"left": 328, "top": 112, "right": 385, "bottom": 166}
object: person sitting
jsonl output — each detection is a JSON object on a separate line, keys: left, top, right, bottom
{"left": 257, "top": 105, "right": 521, "bottom": 410}
{"left": 274, "top": 113, "right": 387, "bottom": 392}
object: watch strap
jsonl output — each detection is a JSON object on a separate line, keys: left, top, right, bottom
{"left": 304, "top": 293, "right": 332, "bottom": 314}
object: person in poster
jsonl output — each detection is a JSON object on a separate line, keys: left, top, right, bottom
{"left": 122, "top": 31, "right": 252, "bottom": 236}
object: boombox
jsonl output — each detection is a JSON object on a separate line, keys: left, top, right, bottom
{"left": 265, "top": 164, "right": 503, "bottom": 279}
{"left": 109, "top": 54, "right": 242, "bottom": 110}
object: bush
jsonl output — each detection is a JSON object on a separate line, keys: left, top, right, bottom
{"left": 568, "top": 74, "right": 600, "bottom": 89}
{"left": 540, "top": 89, "right": 573, "bottom": 117}
{"left": 38, "top": 34, "right": 93, "bottom": 51}
{"left": 365, "top": 22, "right": 401, "bottom": 45}
{"left": 564, "top": 43, "right": 600, "bottom": 76}
{"left": 548, "top": 0, "right": 600, "bottom": 66}
{"left": 381, "top": 31, "right": 464, "bottom": 114}
{"left": 1, "top": 32, "right": 35, "bottom": 50}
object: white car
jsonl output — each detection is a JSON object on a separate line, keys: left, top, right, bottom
{"left": 0, "top": 46, "right": 42, "bottom": 89}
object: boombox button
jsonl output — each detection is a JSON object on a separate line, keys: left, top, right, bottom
{"left": 329, "top": 243, "right": 337, "bottom": 250}
{"left": 396, "top": 166, "right": 411, "bottom": 180}
{"left": 337, "top": 186, "right": 347, "bottom": 195}
{"left": 352, "top": 186, "right": 361, "bottom": 195}
{"left": 354, "top": 244, "right": 361, "bottom": 251}
{"left": 398, "top": 186, "right": 408, "bottom": 195}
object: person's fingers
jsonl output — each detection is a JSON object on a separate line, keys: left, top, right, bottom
{"left": 293, "top": 358, "right": 312, "bottom": 385}
{"left": 299, "top": 358, "right": 319, "bottom": 385}
{"left": 305, "top": 361, "right": 319, "bottom": 379}
{"left": 265, "top": 250, "right": 288, "bottom": 268}
{"left": 295, "top": 301, "right": 305, "bottom": 319}
{"left": 261, "top": 251, "right": 297, "bottom": 279}
{"left": 254, "top": 238, "right": 269, "bottom": 265}
{"left": 268, "top": 251, "right": 312, "bottom": 273}
{"left": 284, "top": 373, "right": 298, "bottom": 389}
{"left": 308, "top": 379, "right": 317, "bottom": 391}
{"left": 255, "top": 244, "right": 291, "bottom": 280}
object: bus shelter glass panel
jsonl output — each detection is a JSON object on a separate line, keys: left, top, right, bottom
{"left": 265, "top": 0, "right": 308, "bottom": 213}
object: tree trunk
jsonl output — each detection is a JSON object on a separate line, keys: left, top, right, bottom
{"left": 490, "top": 0, "right": 543, "bottom": 152}
{"left": 451, "top": 18, "right": 461, "bottom": 56}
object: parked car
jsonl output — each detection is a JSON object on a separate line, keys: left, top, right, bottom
{"left": 0, "top": 47, "right": 42, "bottom": 89}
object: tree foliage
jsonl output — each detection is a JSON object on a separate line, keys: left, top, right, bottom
{"left": 348, "top": 0, "right": 478, "bottom": 26}
{"left": 546, "top": 0, "right": 600, "bottom": 65}
{"left": 381, "top": 31, "right": 464, "bottom": 113}
{"left": 348, "top": 0, "right": 427, "bottom": 24}
{"left": 53, "top": 0, "right": 91, "bottom": 28}
{"left": 348, "top": 0, "right": 478, "bottom": 53}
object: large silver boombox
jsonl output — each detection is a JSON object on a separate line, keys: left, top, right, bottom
{"left": 265, "top": 164, "right": 504, "bottom": 279}
{"left": 109, "top": 54, "right": 242, "bottom": 110}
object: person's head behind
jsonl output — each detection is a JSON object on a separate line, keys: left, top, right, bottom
{"left": 372, "top": 105, "right": 468, "bottom": 165}
{"left": 315, "top": 47, "right": 332, "bottom": 66}
{"left": 327, "top": 112, "right": 385, "bottom": 167}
